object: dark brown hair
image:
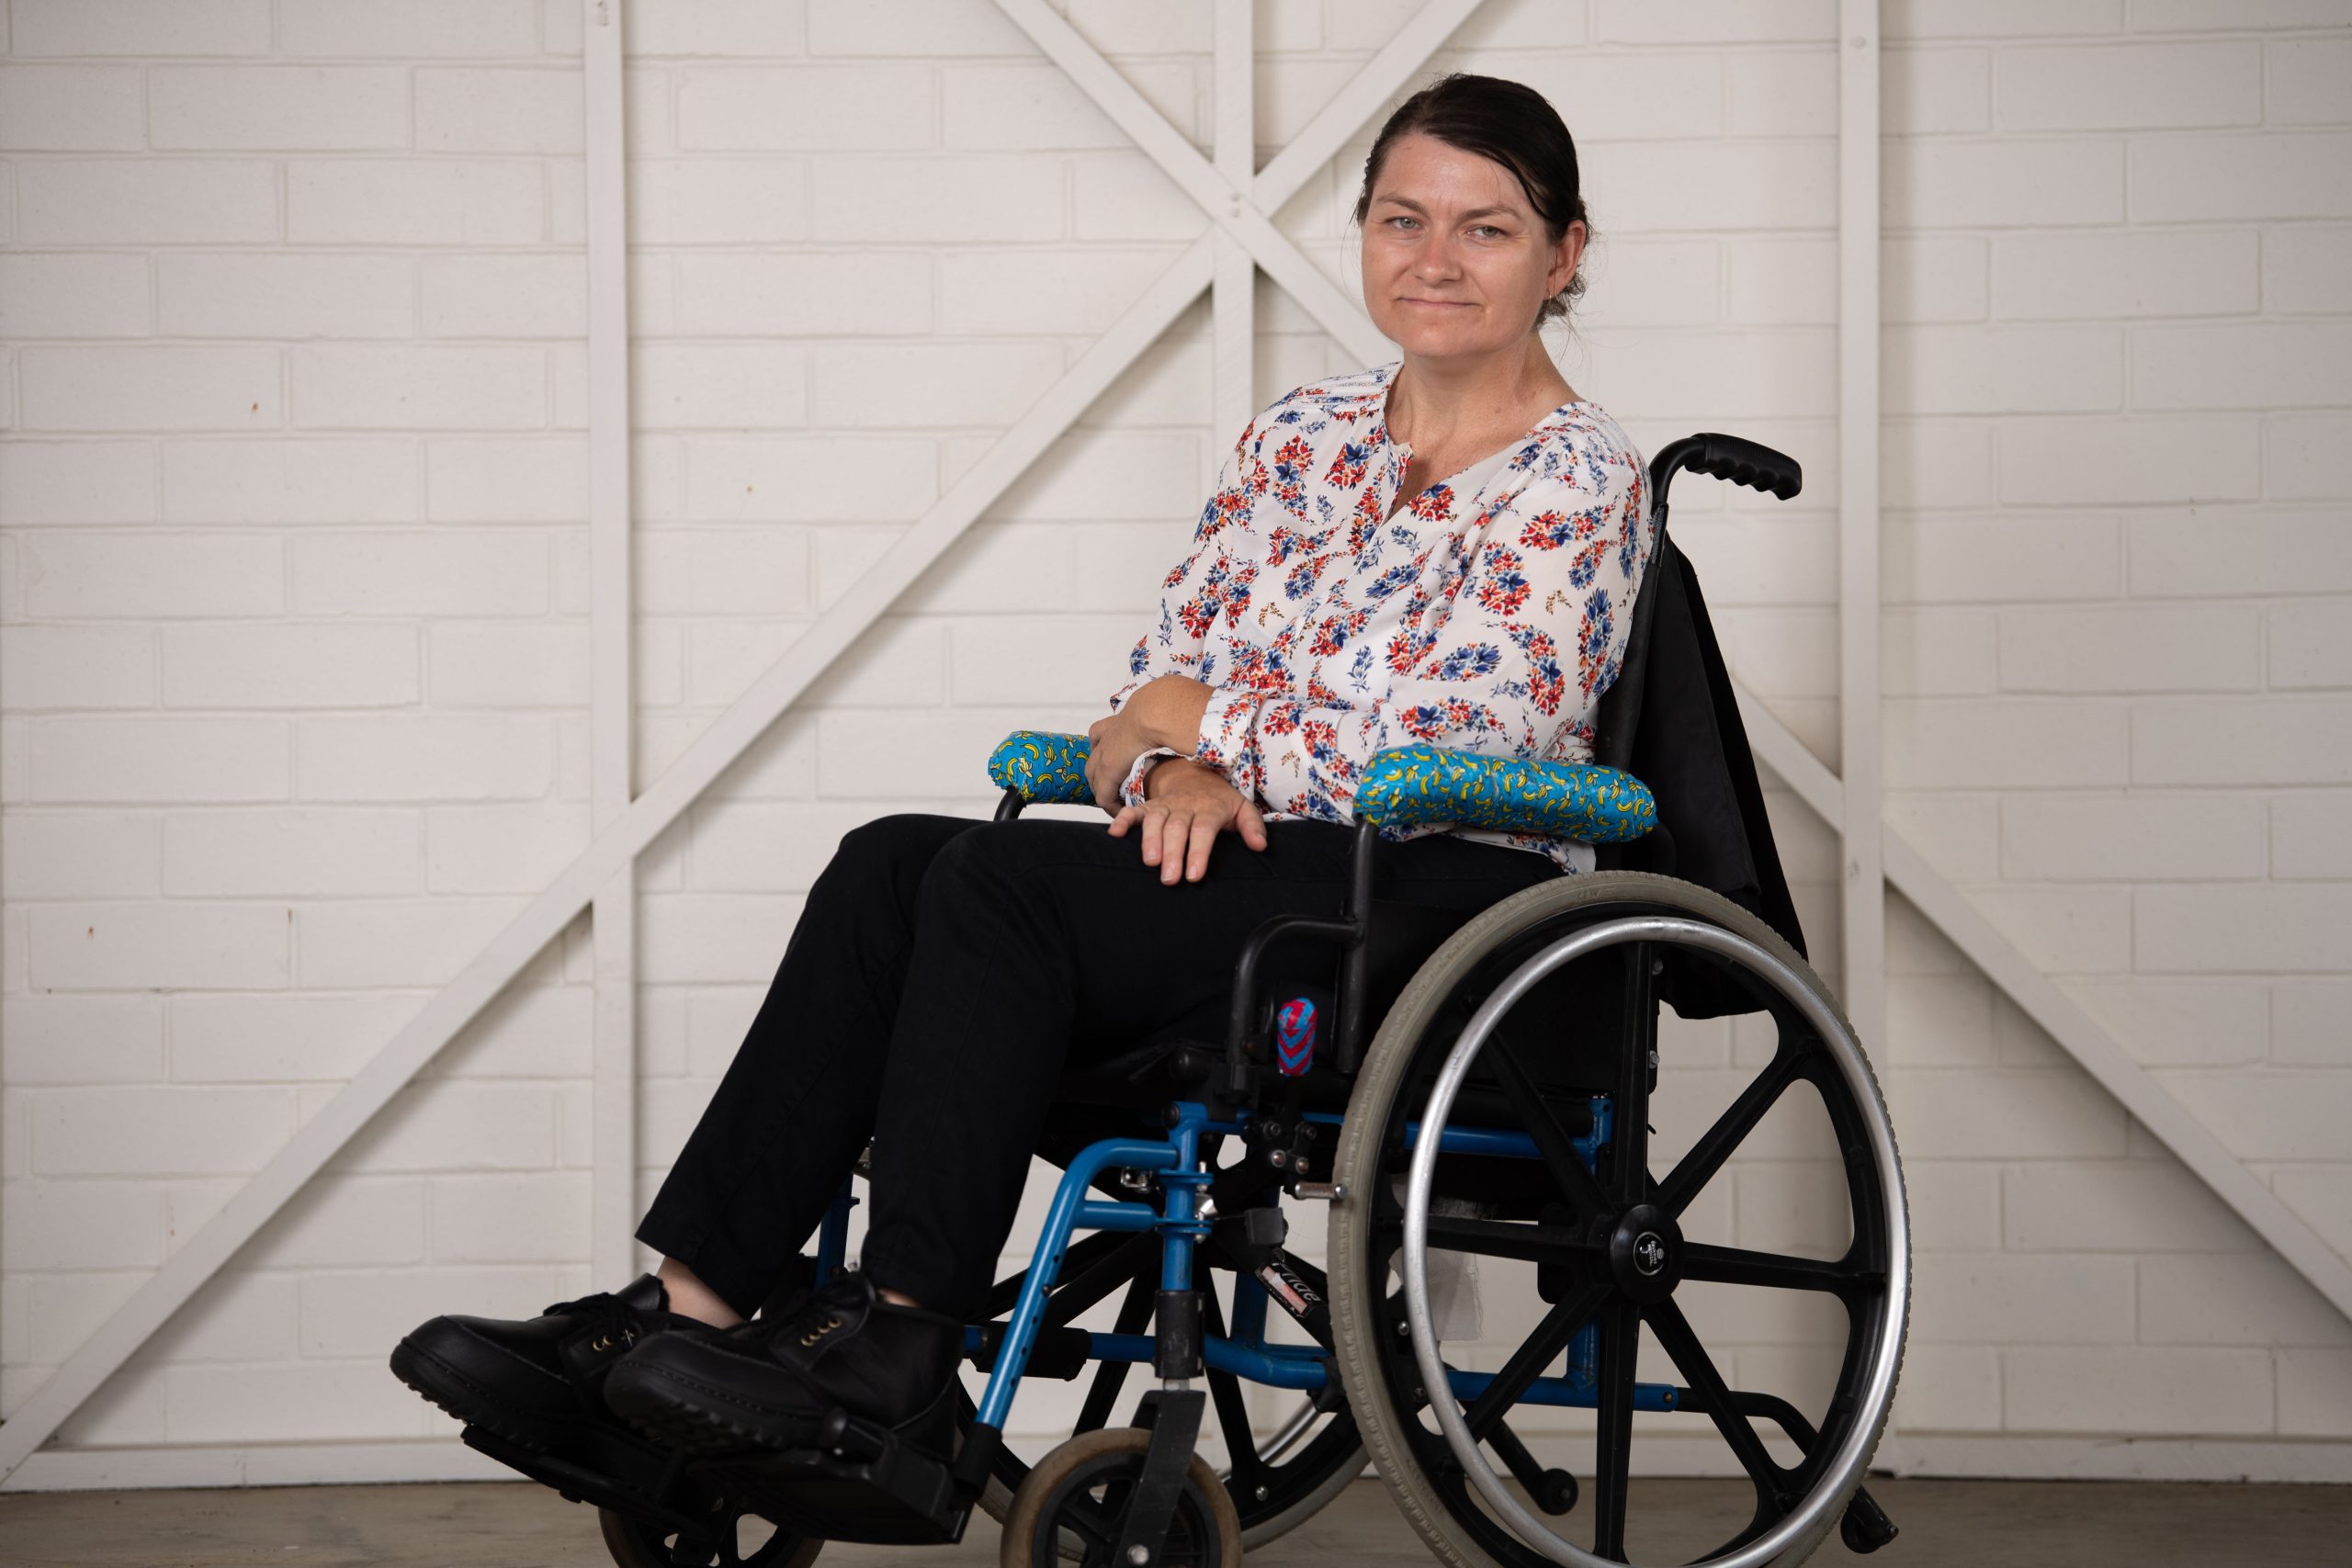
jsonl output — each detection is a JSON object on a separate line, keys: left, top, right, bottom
{"left": 1351, "top": 73, "right": 1592, "bottom": 331}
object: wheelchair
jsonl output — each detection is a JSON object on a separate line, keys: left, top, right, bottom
{"left": 469, "top": 433, "right": 1909, "bottom": 1568}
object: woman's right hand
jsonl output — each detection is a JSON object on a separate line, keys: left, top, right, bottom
{"left": 1105, "top": 759, "right": 1270, "bottom": 885}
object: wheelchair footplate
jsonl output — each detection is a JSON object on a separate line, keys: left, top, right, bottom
{"left": 459, "top": 1422, "right": 725, "bottom": 1541}
{"left": 687, "top": 1406, "right": 970, "bottom": 1546}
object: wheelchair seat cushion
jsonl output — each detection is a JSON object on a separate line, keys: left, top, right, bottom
{"left": 1351, "top": 745, "right": 1657, "bottom": 845}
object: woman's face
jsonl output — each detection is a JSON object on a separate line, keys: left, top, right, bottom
{"left": 1358, "top": 130, "right": 1585, "bottom": 365}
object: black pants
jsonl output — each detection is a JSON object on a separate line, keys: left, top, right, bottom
{"left": 635, "top": 812, "right": 1555, "bottom": 1318}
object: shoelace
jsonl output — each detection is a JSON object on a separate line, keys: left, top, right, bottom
{"left": 545, "top": 1290, "right": 651, "bottom": 1355}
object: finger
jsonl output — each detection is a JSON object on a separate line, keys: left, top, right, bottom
{"left": 1159, "top": 808, "right": 1193, "bottom": 885}
{"left": 1238, "top": 800, "right": 1271, "bottom": 851}
{"left": 1185, "top": 812, "right": 1218, "bottom": 882}
{"left": 1139, "top": 805, "right": 1169, "bottom": 867}
{"left": 1107, "top": 804, "right": 1139, "bottom": 838}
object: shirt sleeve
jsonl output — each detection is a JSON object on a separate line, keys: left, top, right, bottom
{"left": 1104, "top": 407, "right": 1273, "bottom": 807}
{"left": 1193, "top": 443, "right": 1652, "bottom": 821}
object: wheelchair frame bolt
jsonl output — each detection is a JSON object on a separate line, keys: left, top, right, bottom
{"left": 1127, "top": 1547, "right": 1151, "bottom": 1565}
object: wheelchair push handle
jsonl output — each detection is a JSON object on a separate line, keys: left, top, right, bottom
{"left": 1648, "top": 432, "right": 1803, "bottom": 505}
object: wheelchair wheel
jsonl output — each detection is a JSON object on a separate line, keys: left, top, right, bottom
{"left": 970, "top": 1214, "right": 1363, "bottom": 1551}
{"left": 999, "top": 1428, "right": 1242, "bottom": 1568}
{"left": 597, "top": 1505, "right": 821, "bottom": 1568}
{"left": 1329, "top": 872, "right": 1908, "bottom": 1568}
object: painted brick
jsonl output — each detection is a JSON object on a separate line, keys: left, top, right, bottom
{"left": 2061, "top": 976, "right": 2266, "bottom": 1068}
{"left": 7, "top": 162, "right": 259, "bottom": 245}
{"left": 1580, "top": 329, "right": 1838, "bottom": 421}
{"left": 427, "top": 437, "right": 588, "bottom": 522}
{"left": 167, "top": 1359, "right": 429, "bottom": 1444}
{"left": 292, "top": 345, "right": 547, "bottom": 431}
{"left": 633, "top": 344, "right": 808, "bottom": 429}
{"left": 639, "top": 892, "right": 805, "bottom": 983}
{"left": 428, "top": 1171, "right": 589, "bottom": 1262}
{"left": 420, "top": 255, "right": 586, "bottom": 341}
{"left": 2135, "top": 322, "right": 2352, "bottom": 411}
{"left": 639, "top": 530, "right": 810, "bottom": 615}
{"left": 1997, "top": 604, "right": 2257, "bottom": 694}
{"left": 2131, "top": 509, "right": 2352, "bottom": 598}
{"left": 1713, "top": 48, "right": 1831, "bottom": 137}
{"left": 1593, "top": 0, "right": 1831, "bottom": 40}
{"left": 288, "top": 161, "right": 545, "bottom": 246}
{"left": 2263, "top": 225, "right": 2352, "bottom": 314}
{"left": 2004, "top": 1159, "right": 2259, "bottom": 1252}
{"left": 162, "top": 439, "right": 418, "bottom": 525}
{"left": 2138, "top": 886, "right": 2352, "bottom": 974}
{"left": 2272, "top": 796, "right": 2352, "bottom": 885}
{"left": 2131, "top": 697, "right": 2352, "bottom": 784}
{"left": 814, "top": 156, "right": 1066, "bottom": 243}
{"left": 297, "top": 716, "right": 552, "bottom": 802}
{"left": 1884, "top": 140, "right": 2124, "bottom": 229}
{"left": 1883, "top": 47, "right": 1991, "bottom": 135}
{"left": 1912, "top": 1252, "right": 2135, "bottom": 1344}
{"left": 1885, "top": 792, "right": 2003, "bottom": 883}
{"left": 160, "top": 622, "right": 419, "bottom": 709}
{"left": 2268, "top": 602, "right": 2352, "bottom": 691}
{"left": 0, "top": 66, "right": 145, "bottom": 151}
{"left": 28, "top": 717, "right": 288, "bottom": 805}
{"left": 680, "top": 65, "right": 932, "bottom": 150}
{"left": 2268, "top": 412, "right": 2352, "bottom": 501}
{"left": 672, "top": 251, "right": 930, "bottom": 337}
{"left": 1069, "top": 152, "right": 1204, "bottom": 243}
{"left": 2002, "top": 792, "right": 2265, "bottom": 881}
{"left": 1883, "top": 699, "right": 2127, "bottom": 788}
{"left": 1586, "top": 140, "right": 1838, "bottom": 233}
{"left": 0, "top": 440, "right": 156, "bottom": 524}
{"left": 19, "top": 346, "right": 282, "bottom": 434}
{"left": 279, "top": 0, "right": 540, "bottom": 56}
{"left": 31, "top": 1085, "right": 295, "bottom": 1175}
{"left": 0, "top": 625, "right": 156, "bottom": 711}
{"left": 428, "top": 620, "right": 590, "bottom": 707}
{"left": 2004, "top": 1346, "right": 2273, "bottom": 1434}
{"left": 1999, "top": 415, "right": 2260, "bottom": 504}
{"left": 433, "top": 808, "right": 597, "bottom": 893}
{"left": 1724, "top": 239, "right": 1836, "bottom": 326}
{"left": 945, "top": 60, "right": 1200, "bottom": 150}
{"left": 1889, "top": 1344, "right": 2003, "bottom": 1431}
{"left": 150, "top": 66, "right": 409, "bottom": 150}
{"left": 1886, "top": 325, "right": 2122, "bottom": 415}
{"left": 629, "top": 160, "right": 808, "bottom": 243}
{"left": 684, "top": 802, "right": 874, "bottom": 893}
{"left": 2132, "top": 0, "right": 2352, "bottom": 28}
{"left": 170, "top": 991, "right": 416, "bottom": 1084}
{"left": 1883, "top": 974, "right": 1996, "bottom": 1064}
{"left": 1883, "top": 420, "right": 1994, "bottom": 509}
{"left": 1, "top": 1180, "right": 165, "bottom": 1270}
{"left": 163, "top": 808, "right": 418, "bottom": 897}
{"left": 2131, "top": 131, "right": 2352, "bottom": 220}
{"left": 1883, "top": 235, "right": 1988, "bottom": 323}
{"left": 896, "top": 524, "right": 1074, "bottom": 615}
{"left": 2274, "top": 1168, "right": 2352, "bottom": 1259}
{"left": 2141, "top": 1254, "right": 2351, "bottom": 1347}
{"left": 1884, "top": 1067, "right": 2130, "bottom": 1158}
{"left": 155, "top": 254, "right": 413, "bottom": 341}
{"left": 10, "top": 0, "right": 269, "bottom": 52}
{"left": 415, "top": 68, "right": 582, "bottom": 154}
{"left": 1977, "top": 886, "right": 2136, "bottom": 971}
{"left": 1999, "top": 41, "right": 2261, "bottom": 130}
{"left": 2277, "top": 1349, "right": 2352, "bottom": 1438}
{"left": 1, "top": 810, "right": 158, "bottom": 904}
{"left": 1577, "top": 239, "right": 1720, "bottom": 330}
{"left": 0, "top": 253, "right": 151, "bottom": 338}
{"left": 948, "top": 615, "right": 1140, "bottom": 705}
{"left": 808, "top": 0, "right": 1027, "bottom": 55}
{"left": 1888, "top": 0, "right": 2122, "bottom": 36}
{"left": 1884, "top": 515, "right": 2120, "bottom": 604}
{"left": 2269, "top": 39, "right": 2352, "bottom": 131}
{"left": 146, "top": 1269, "right": 300, "bottom": 1363}
{"left": 297, "top": 1265, "right": 564, "bottom": 1359}
{"left": 290, "top": 530, "right": 548, "bottom": 616}
{"left": 626, "top": 0, "right": 808, "bottom": 54}
{"left": 808, "top": 342, "right": 1063, "bottom": 429}
{"left": 330, "top": 1080, "right": 556, "bottom": 1180}
{"left": 1991, "top": 230, "right": 2257, "bottom": 319}
{"left": 996, "top": 432, "right": 1201, "bottom": 521}
{"left": 438, "top": 983, "right": 594, "bottom": 1078}
{"left": 2, "top": 995, "right": 163, "bottom": 1090}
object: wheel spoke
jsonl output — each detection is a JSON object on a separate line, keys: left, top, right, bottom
{"left": 1463, "top": 1283, "right": 1608, "bottom": 1441}
{"left": 1424, "top": 1213, "right": 1592, "bottom": 1267}
{"left": 1480, "top": 1033, "right": 1616, "bottom": 1222}
{"left": 1046, "top": 1232, "right": 1158, "bottom": 1329}
{"left": 1681, "top": 1241, "right": 1863, "bottom": 1295}
{"left": 1643, "top": 1297, "right": 1787, "bottom": 1516}
{"left": 1610, "top": 942, "right": 1657, "bottom": 1207}
{"left": 1198, "top": 1288, "right": 1265, "bottom": 1501}
{"left": 1654, "top": 1046, "right": 1801, "bottom": 1218}
{"left": 1589, "top": 1298, "right": 1638, "bottom": 1562}
{"left": 1073, "top": 1271, "right": 1157, "bottom": 1434}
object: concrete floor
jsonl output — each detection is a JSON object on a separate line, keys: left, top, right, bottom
{"left": 2, "top": 1477, "right": 2348, "bottom": 1568}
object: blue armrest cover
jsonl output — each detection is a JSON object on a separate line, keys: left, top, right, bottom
{"left": 1353, "top": 744, "right": 1656, "bottom": 845}
{"left": 986, "top": 731, "right": 1657, "bottom": 844}
{"left": 987, "top": 730, "right": 1094, "bottom": 805}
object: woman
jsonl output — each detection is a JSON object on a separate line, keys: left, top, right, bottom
{"left": 390, "top": 72, "right": 1652, "bottom": 1471}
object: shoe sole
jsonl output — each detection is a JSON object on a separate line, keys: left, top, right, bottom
{"left": 604, "top": 1353, "right": 830, "bottom": 1457}
{"left": 390, "top": 1335, "right": 582, "bottom": 1456}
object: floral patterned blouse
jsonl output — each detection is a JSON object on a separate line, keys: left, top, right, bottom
{"left": 1108, "top": 357, "right": 1653, "bottom": 875}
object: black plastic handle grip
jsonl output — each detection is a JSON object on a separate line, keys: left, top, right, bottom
{"left": 1648, "top": 433, "right": 1803, "bottom": 504}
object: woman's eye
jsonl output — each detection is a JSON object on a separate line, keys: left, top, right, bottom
{"left": 1472, "top": 225, "right": 1504, "bottom": 239}
{"left": 1387, "top": 215, "right": 1419, "bottom": 231}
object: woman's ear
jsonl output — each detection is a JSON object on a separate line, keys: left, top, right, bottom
{"left": 1547, "top": 219, "right": 1588, "bottom": 299}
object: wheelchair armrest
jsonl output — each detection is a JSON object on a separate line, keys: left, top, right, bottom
{"left": 988, "top": 729, "right": 1095, "bottom": 805}
{"left": 1353, "top": 744, "right": 1656, "bottom": 845}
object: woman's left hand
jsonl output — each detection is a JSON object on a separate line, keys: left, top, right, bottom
{"left": 1085, "top": 674, "right": 1213, "bottom": 810}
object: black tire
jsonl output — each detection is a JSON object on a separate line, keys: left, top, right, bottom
{"left": 1328, "top": 872, "right": 1909, "bottom": 1568}
{"left": 597, "top": 1505, "right": 822, "bottom": 1568}
{"left": 998, "top": 1428, "right": 1241, "bottom": 1568}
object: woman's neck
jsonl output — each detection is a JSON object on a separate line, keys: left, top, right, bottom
{"left": 1383, "top": 340, "right": 1577, "bottom": 457}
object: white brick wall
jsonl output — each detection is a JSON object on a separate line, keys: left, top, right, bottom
{"left": 2, "top": 0, "right": 2346, "bottom": 1483}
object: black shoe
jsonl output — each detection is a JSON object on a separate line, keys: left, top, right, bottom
{"left": 390, "top": 1274, "right": 698, "bottom": 1455}
{"left": 604, "top": 1271, "right": 963, "bottom": 1459}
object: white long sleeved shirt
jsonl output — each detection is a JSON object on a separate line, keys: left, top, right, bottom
{"left": 1107, "top": 358, "right": 1654, "bottom": 875}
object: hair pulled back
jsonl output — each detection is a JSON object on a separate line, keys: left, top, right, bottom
{"left": 1351, "top": 73, "right": 1592, "bottom": 331}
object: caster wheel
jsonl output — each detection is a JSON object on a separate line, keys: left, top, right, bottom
{"left": 597, "top": 1505, "right": 822, "bottom": 1568}
{"left": 999, "top": 1428, "right": 1242, "bottom": 1568}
